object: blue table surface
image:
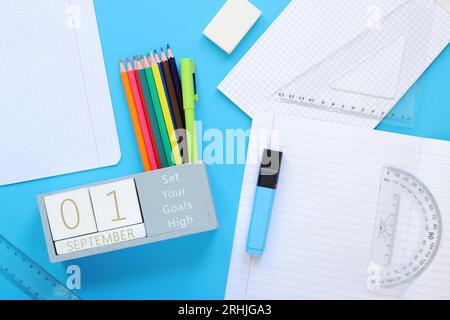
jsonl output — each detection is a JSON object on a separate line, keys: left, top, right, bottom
{"left": 1, "top": 0, "right": 449, "bottom": 300}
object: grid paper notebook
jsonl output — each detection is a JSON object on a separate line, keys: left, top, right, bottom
{"left": 0, "top": 0, "right": 120, "bottom": 186}
{"left": 218, "top": 0, "right": 450, "bottom": 129}
{"left": 227, "top": 113, "right": 450, "bottom": 299}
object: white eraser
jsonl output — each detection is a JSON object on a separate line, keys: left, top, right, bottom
{"left": 203, "top": 0, "right": 261, "bottom": 54}
{"left": 438, "top": 0, "right": 450, "bottom": 13}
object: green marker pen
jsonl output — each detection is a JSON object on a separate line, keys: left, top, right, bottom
{"left": 180, "top": 59, "right": 198, "bottom": 163}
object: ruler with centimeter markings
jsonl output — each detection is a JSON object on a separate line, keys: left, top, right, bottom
{"left": 277, "top": 79, "right": 420, "bottom": 129}
{"left": 0, "top": 235, "right": 80, "bottom": 300}
{"left": 378, "top": 80, "right": 420, "bottom": 128}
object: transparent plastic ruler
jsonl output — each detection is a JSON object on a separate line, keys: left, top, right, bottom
{"left": 367, "top": 167, "right": 441, "bottom": 296}
{"left": 0, "top": 235, "right": 80, "bottom": 300}
{"left": 273, "top": 0, "right": 434, "bottom": 129}
{"left": 379, "top": 79, "right": 420, "bottom": 129}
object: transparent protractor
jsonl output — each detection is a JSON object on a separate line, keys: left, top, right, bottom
{"left": 368, "top": 167, "right": 442, "bottom": 292}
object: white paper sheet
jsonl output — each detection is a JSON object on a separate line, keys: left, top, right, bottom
{"left": 227, "top": 113, "right": 450, "bottom": 299}
{"left": 218, "top": 0, "right": 450, "bottom": 128}
{"left": 0, "top": 0, "right": 120, "bottom": 186}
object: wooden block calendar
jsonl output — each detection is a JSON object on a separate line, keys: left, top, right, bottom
{"left": 37, "top": 163, "right": 218, "bottom": 262}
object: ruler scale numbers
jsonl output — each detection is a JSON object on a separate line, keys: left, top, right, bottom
{"left": 0, "top": 235, "right": 79, "bottom": 300}
{"left": 277, "top": 91, "right": 383, "bottom": 120}
{"left": 276, "top": 79, "right": 419, "bottom": 128}
{"left": 368, "top": 167, "right": 441, "bottom": 293}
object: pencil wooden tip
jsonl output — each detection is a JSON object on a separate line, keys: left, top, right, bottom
{"left": 142, "top": 56, "right": 148, "bottom": 68}
{"left": 148, "top": 52, "right": 155, "bottom": 65}
{"left": 126, "top": 58, "right": 133, "bottom": 71}
{"left": 136, "top": 59, "right": 143, "bottom": 70}
{"left": 161, "top": 50, "right": 168, "bottom": 61}
{"left": 133, "top": 58, "right": 139, "bottom": 69}
{"left": 142, "top": 55, "right": 150, "bottom": 64}
{"left": 167, "top": 47, "right": 173, "bottom": 58}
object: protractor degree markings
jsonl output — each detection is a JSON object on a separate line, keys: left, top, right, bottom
{"left": 369, "top": 166, "right": 442, "bottom": 291}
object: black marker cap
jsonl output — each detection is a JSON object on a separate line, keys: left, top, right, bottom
{"left": 257, "top": 149, "right": 283, "bottom": 189}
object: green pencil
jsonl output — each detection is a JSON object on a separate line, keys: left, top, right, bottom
{"left": 136, "top": 58, "right": 169, "bottom": 168}
{"left": 142, "top": 56, "right": 175, "bottom": 166}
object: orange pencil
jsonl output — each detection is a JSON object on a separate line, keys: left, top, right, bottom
{"left": 120, "top": 60, "right": 151, "bottom": 172}
{"left": 126, "top": 58, "right": 159, "bottom": 170}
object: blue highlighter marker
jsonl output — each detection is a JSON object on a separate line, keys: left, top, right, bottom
{"left": 247, "top": 149, "right": 283, "bottom": 256}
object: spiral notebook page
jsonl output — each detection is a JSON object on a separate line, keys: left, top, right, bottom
{"left": 227, "top": 113, "right": 450, "bottom": 299}
{"left": 0, "top": 0, "right": 120, "bottom": 186}
{"left": 218, "top": 0, "right": 450, "bottom": 129}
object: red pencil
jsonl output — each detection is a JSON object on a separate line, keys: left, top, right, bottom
{"left": 126, "top": 58, "right": 159, "bottom": 170}
{"left": 134, "top": 57, "right": 161, "bottom": 169}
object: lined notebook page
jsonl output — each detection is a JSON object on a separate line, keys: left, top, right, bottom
{"left": 0, "top": 0, "right": 120, "bottom": 186}
{"left": 226, "top": 113, "right": 450, "bottom": 299}
{"left": 218, "top": 0, "right": 450, "bottom": 129}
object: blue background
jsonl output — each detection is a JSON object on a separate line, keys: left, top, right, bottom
{"left": 0, "top": 0, "right": 449, "bottom": 299}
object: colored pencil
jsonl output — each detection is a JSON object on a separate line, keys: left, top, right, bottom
{"left": 154, "top": 50, "right": 164, "bottom": 75}
{"left": 142, "top": 56, "right": 175, "bottom": 167}
{"left": 126, "top": 58, "right": 159, "bottom": 170}
{"left": 154, "top": 51, "right": 176, "bottom": 126}
{"left": 119, "top": 60, "right": 151, "bottom": 172}
{"left": 136, "top": 58, "right": 168, "bottom": 168}
{"left": 160, "top": 49, "right": 188, "bottom": 163}
{"left": 134, "top": 57, "right": 161, "bottom": 169}
{"left": 154, "top": 51, "right": 178, "bottom": 150}
{"left": 149, "top": 53, "right": 183, "bottom": 165}
{"left": 166, "top": 45, "right": 185, "bottom": 125}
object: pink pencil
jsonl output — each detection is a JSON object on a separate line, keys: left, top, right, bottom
{"left": 126, "top": 58, "right": 158, "bottom": 170}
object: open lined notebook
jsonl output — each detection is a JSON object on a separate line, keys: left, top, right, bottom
{"left": 218, "top": 0, "right": 450, "bottom": 129}
{"left": 0, "top": 0, "right": 120, "bottom": 186}
{"left": 227, "top": 113, "right": 450, "bottom": 299}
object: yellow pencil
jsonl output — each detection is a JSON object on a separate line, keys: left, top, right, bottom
{"left": 149, "top": 52, "right": 182, "bottom": 165}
